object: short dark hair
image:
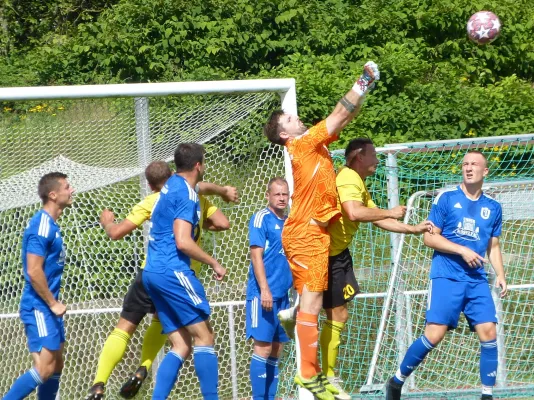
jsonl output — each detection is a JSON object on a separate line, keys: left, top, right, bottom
{"left": 174, "top": 143, "right": 205, "bottom": 172}
{"left": 264, "top": 110, "right": 286, "bottom": 145}
{"left": 267, "top": 177, "right": 289, "bottom": 192}
{"left": 38, "top": 172, "right": 68, "bottom": 204}
{"left": 345, "top": 137, "right": 374, "bottom": 162}
{"left": 145, "top": 161, "right": 172, "bottom": 189}
{"left": 465, "top": 150, "right": 488, "bottom": 166}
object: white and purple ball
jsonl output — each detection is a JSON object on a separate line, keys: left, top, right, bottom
{"left": 467, "top": 11, "right": 501, "bottom": 45}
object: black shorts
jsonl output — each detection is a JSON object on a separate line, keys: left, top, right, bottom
{"left": 121, "top": 269, "right": 155, "bottom": 325}
{"left": 322, "top": 248, "right": 360, "bottom": 309}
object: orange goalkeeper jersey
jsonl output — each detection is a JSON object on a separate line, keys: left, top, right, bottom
{"left": 284, "top": 120, "right": 340, "bottom": 238}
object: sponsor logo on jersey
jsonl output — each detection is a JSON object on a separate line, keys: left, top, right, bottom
{"left": 453, "top": 217, "right": 480, "bottom": 241}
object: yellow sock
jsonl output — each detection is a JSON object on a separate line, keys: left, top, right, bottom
{"left": 94, "top": 328, "right": 131, "bottom": 384}
{"left": 319, "top": 320, "right": 345, "bottom": 377}
{"left": 140, "top": 318, "right": 167, "bottom": 370}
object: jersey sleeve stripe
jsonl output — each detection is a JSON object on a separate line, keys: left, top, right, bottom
{"left": 432, "top": 187, "right": 457, "bottom": 205}
{"left": 38, "top": 213, "right": 50, "bottom": 238}
{"left": 253, "top": 209, "right": 268, "bottom": 228}
{"left": 187, "top": 183, "right": 199, "bottom": 202}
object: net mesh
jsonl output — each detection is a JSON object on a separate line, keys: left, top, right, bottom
{"left": 0, "top": 91, "right": 285, "bottom": 399}
{"left": 278, "top": 137, "right": 534, "bottom": 400}
{"left": 1, "top": 88, "right": 534, "bottom": 400}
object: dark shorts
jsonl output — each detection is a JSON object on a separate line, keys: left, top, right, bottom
{"left": 121, "top": 269, "right": 155, "bottom": 325}
{"left": 322, "top": 248, "right": 360, "bottom": 309}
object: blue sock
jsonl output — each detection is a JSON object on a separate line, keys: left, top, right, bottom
{"left": 250, "top": 354, "right": 268, "bottom": 400}
{"left": 37, "top": 373, "right": 61, "bottom": 400}
{"left": 194, "top": 346, "right": 219, "bottom": 400}
{"left": 266, "top": 356, "right": 280, "bottom": 400}
{"left": 394, "top": 335, "right": 435, "bottom": 384}
{"left": 152, "top": 351, "right": 184, "bottom": 400}
{"left": 480, "top": 339, "right": 498, "bottom": 389}
{"left": 3, "top": 368, "right": 43, "bottom": 399}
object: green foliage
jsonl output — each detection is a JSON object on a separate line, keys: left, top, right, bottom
{"left": 1, "top": 0, "right": 534, "bottom": 145}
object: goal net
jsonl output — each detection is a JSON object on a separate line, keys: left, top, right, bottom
{"left": 0, "top": 80, "right": 295, "bottom": 399}
{"left": 277, "top": 137, "right": 534, "bottom": 400}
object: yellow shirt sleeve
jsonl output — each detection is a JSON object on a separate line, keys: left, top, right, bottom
{"left": 125, "top": 192, "right": 159, "bottom": 227}
{"left": 336, "top": 167, "right": 377, "bottom": 208}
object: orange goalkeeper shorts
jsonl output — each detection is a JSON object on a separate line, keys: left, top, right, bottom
{"left": 282, "top": 224, "right": 330, "bottom": 294}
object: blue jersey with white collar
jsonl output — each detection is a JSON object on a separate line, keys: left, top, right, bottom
{"left": 145, "top": 174, "right": 200, "bottom": 273}
{"left": 428, "top": 186, "right": 502, "bottom": 282}
{"left": 246, "top": 208, "right": 292, "bottom": 300}
{"left": 21, "top": 209, "right": 66, "bottom": 311}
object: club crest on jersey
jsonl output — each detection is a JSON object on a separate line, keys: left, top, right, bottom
{"left": 481, "top": 207, "right": 491, "bottom": 220}
{"left": 453, "top": 217, "right": 480, "bottom": 241}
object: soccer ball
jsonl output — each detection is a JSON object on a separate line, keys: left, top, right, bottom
{"left": 467, "top": 11, "right": 501, "bottom": 45}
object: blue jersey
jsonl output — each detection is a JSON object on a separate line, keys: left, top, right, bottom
{"left": 428, "top": 186, "right": 502, "bottom": 282}
{"left": 246, "top": 208, "right": 292, "bottom": 300}
{"left": 21, "top": 210, "right": 66, "bottom": 311}
{"left": 145, "top": 174, "right": 200, "bottom": 273}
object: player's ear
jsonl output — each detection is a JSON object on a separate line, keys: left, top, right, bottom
{"left": 279, "top": 130, "right": 289, "bottom": 141}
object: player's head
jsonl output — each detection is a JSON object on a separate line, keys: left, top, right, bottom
{"left": 345, "top": 138, "right": 378, "bottom": 178}
{"left": 174, "top": 143, "right": 206, "bottom": 181}
{"left": 38, "top": 172, "right": 74, "bottom": 208}
{"left": 462, "top": 151, "right": 488, "bottom": 185}
{"left": 266, "top": 177, "right": 289, "bottom": 213}
{"left": 264, "top": 110, "right": 307, "bottom": 145}
{"left": 145, "top": 161, "right": 172, "bottom": 192}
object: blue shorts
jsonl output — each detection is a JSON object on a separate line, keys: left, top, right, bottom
{"left": 246, "top": 295, "right": 290, "bottom": 343}
{"left": 426, "top": 278, "right": 497, "bottom": 331}
{"left": 142, "top": 268, "right": 210, "bottom": 334}
{"left": 20, "top": 307, "right": 65, "bottom": 353}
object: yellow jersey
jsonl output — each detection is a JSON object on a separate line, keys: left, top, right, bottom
{"left": 125, "top": 192, "right": 217, "bottom": 274}
{"left": 328, "top": 167, "right": 377, "bottom": 256}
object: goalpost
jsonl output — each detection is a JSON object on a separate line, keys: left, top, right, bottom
{"left": 336, "top": 136, "right": 534, "bottom": 399}
{"left": 2, "top": 79, "right": 534, "bottom": 400}
{"left": 0, "top": 79, "right": 296, "bottom": 400}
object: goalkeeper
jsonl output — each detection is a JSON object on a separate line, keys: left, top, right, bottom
{"left": 263, "top": 61, "right": 379, "bottom": 400}
{"left": 85, "top": 160, "right": 237, "bottom": 400}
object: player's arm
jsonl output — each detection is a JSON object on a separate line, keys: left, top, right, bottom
{"left": 100, "top": 209, "right": 138, "bottom": 240}
{"left": 374, "top": 218, "right": 434, "bottom": 234}
{"left": 250, "top": 246, "right": 273, "bottom": 311}
{"left": 26, "top": 253, "right": 66, "bottom": 316}
{"left": 197, "top": 182, "right": 239, "bottom": 203}
{"left": 342, "top": 200, "right": 406, "bottom": 222}
{"left": 174, "top": 219, "right": 226, "bottom": 280}
{"left": 423, "top": 227, "right": 486, "bottom": 268}
{"left": 325, "top": 61, "right": 380, "bottom": 136}
{"left": 203, "top": 209, "right": 230, "bottom": 231}
{"left": 487, "top": 237, "right": 507, "bottom": 297}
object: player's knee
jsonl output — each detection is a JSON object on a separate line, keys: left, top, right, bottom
{"left": 424, "top": 324, "right": 447, "bottom": 345}
{"left": 332, "top": 306, "right": 349, "bottom": 323}
{"left": 116, "top": 317, "right": 139, "bottom": 335}
{"left": 35, "top": 360, "right": 56, "bottom": 381}
{"left": 477, "top": 323, "right": 497, "bottom": 341}
{"left": 193, "top": 326, "right": 215, "bottom": 346}
{"left": 253, "top": 342, "right": 273, "bottom": 358}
